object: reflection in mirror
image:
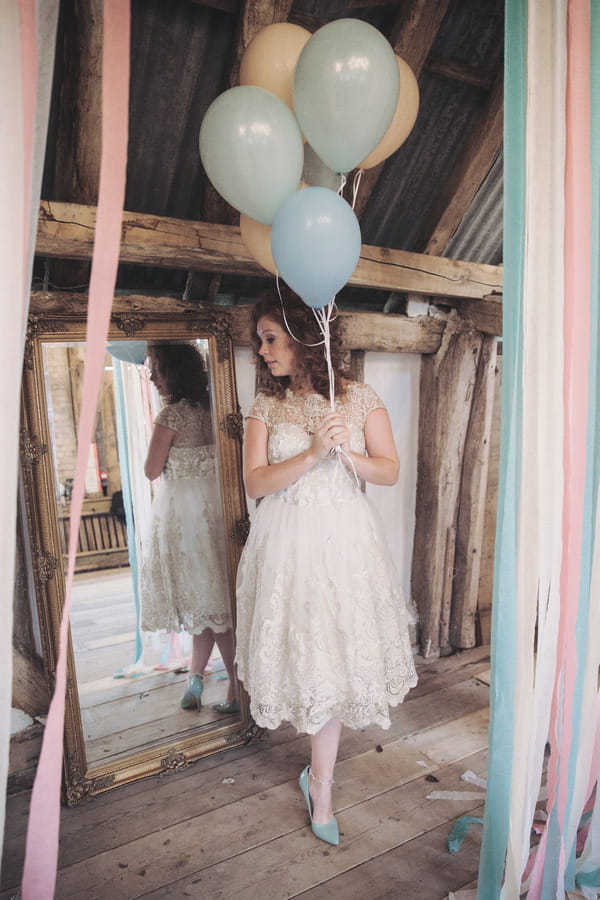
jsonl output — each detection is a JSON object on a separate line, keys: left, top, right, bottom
{"left": 25, "top": 323, "right": 249, "bottom": 796}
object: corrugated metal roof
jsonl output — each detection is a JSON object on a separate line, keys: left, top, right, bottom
{"left": 36, "top": 0, "right": 504, "bottom": 308}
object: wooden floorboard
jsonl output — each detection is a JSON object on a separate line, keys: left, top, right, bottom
{"left": 2, "top": 647, "right": 490, "bottom": 900}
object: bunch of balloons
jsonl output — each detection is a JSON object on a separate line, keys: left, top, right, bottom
{"left": 199, "top": 18, "right": 419, "bottom": 310}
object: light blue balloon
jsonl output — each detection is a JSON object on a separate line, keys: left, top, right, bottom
{"left": 271, "top": 187, "right": 362, "bottom": 309}
{"left": 106, "top": 341, "right": 148, "bottom": 365}
{"left": 199, "top": 85, "right": 304, "bottom": 225}
{"left": 293, "top": 18, "right": 399, "bottom": 174}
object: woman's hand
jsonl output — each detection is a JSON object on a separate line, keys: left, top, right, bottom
{"left": 313, "top": 412, "right": 350, "bottom": 459}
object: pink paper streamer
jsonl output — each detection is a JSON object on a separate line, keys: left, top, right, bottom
{"left": 528, "top": 1, "right": 592, "bottom": 894}
{"left": 18, "top": 0, "right": 36, "bottom": 277}
{"left": 20, "top": 3, "right": 130, "bottom": 897}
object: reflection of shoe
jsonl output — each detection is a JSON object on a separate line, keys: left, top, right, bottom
{"left": 212, "top": 700, "right": 240, "bottom": 714}
{"left": 180, "top": 674, "right": 204, "bottom": 710}
{"left": 298, "top": 766, "right": 339, "bottom": 846}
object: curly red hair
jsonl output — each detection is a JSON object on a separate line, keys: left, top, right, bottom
{"left": 250, "top": 288, "right": 348, "bottom": 399}
{"left": 147, "top": 341, "right": 209, "bottom": 407}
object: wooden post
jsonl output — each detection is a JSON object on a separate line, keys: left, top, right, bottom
{"left": 450, "top": 335, "right": 498, "bottom": 648}
{"left": 411, "top": 310, "right": 484, "bottom": 657}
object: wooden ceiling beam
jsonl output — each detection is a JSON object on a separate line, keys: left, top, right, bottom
{"left": 36, "top": 200, "right": 502, "bottom": 304}
{"left": 352, "top": 0, "right": 450, "bottom": 220}
{"left": 49, "top": 0, "right": 103, "bottom": 288}
{"left": 425, "top": 56, "right": 494, "bottom": 90}
{"left": 27, "top": 291, "right": 447, "bottom": 354}
{"left": 422, "top": 69, "right": 503, "bottom": 256}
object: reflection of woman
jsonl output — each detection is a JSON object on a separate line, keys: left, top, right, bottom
{"left": 140, "top": 342, "right": 238, "bottom": 713}
{"left": 235, "top": 291, "right": 417, "bottom": 846}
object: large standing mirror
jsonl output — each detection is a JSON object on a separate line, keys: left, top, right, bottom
{"left": 20, "top": 304, "right": 251, "bottom": 804}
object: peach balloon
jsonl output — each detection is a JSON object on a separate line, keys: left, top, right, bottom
{"left": 240, "top": 23, "right": 311, "bottom": 112}
{"left": 360, "top": 56, "right": 420, "bottom": 169}
{"left": 240, "top": 213, "right": 277, "bottom": 276}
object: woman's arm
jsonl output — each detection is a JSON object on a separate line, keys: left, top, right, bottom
{"left": 144, "top": 423, "right": 177, "bottom": 480}
{"left": 341, "top": 407, "right": 399, "bottom": 486}
{"left": 243, "top": 416, "right": 331, "bottom": 500}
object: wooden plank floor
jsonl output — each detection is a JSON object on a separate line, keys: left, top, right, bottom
{"left": 70, "top": 568, "right": 234, "bottom": 763}
{"left": 2, "top": 645, "right": 491, "bottom": 900}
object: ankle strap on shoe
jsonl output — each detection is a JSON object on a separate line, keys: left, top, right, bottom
{"left": 309, "top": 768, "right": 335, "bottom": 785}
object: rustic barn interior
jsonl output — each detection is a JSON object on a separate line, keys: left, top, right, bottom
{"left": 5, "top": 1, "right": 507, "bottom": 897}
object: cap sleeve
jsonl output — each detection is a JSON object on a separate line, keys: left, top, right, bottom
{"left": 155, "top": 403, "right": 182, "bottom": 432}
{"left": 361, "top": 383, "right": 386, "bottom": 416}
{"left": 247, "top": 392, "right": 271, "bottom": 426}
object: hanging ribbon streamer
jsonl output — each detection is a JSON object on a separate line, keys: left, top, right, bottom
{"left": 0, "top": 0, "right": 59, "bottom": 859}
{"left": 111, "top": 360, "right": 144, "bottom": 670}
{"left": 479, "top": 1, "right": 600, "bottom": 897}
{"left": 21, "top": 2, "right": 130, "bottom": 897}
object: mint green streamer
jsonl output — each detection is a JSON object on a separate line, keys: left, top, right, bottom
{"left": 448, "top": 816, "right": 484, "bottom": 855}
{"left": 112, "top": 360, "right": 143, "bottom": 666}
{"left": 477, "top": 1, "right": 526, "bottom": 896}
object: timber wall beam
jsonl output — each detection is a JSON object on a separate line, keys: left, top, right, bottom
{"left": 36, "top": 201, "right": 503, "bottom": 314}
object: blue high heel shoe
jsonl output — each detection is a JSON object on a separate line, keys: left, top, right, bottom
{"left": 180, "top": 674, "right": 203, "bottom": 710}
{"left": 299, "top": 765, "right": 339, "bottom": 846}
{"left": 212, "top": 700, "right": 240, "bottom": 714}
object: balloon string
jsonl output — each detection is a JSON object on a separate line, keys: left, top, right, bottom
{"left": 352, "top": 169, "right": 363, "bottom": 210}
{"left": 273, "top": 283, "right": 359, "bottom": 489}
{"left": 313, "top": 302, "right": 360, "bottom": 489}
{"left": 276, "top": 273, "right": 325, "bottom": 347}
{"left": 337, "top": 173, "right": 347, "bottom": 197}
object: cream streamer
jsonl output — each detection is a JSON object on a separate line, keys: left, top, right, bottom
{"left": 0, "top": 0, "right": 58, "bottom": 868}
{"left": 0, "top": 2, "right": 26, "bottom": 870}
{"left": 502, "top": 1, "right": 567, "bottom": 894}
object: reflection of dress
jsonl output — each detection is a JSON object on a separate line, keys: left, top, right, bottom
{"left": 140, "top": 398, "right": 232, "bottom": 634}
{"left": 235, "top": 383, "right": 418, "bottom": 734}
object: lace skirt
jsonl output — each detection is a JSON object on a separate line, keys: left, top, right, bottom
{"left": 140, "top": 474, "right": 233, "bottom": 634}
{"left": 235, "top": 489, "right": 418, "bottom": 734}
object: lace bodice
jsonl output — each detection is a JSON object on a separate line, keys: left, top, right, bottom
{"left": 248, "top": 382, "right": 385, "bottom": 505}
{"left": 156, "top": 398, "right": 216, "bottom": 480}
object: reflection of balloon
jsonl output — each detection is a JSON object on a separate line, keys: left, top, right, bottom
{"left": 302, "top": 143, "right": 341, "bottom": 191}
{"left": 240, "top": 213, "right": 276, "bottom": 275}
{"left": 239, "top": 23, "right": 311, "bottom": 112}
{"left": 199, "top": 85, "right": 303, "bottom": 225}
{"left": 106, "top": 341, "right": 148, "bottom": 365}
{"left": 360, "top": 56, "right": 420, "bottom": 169}
{"left": 293, "top": 19, "right": 399, "bottom": 174}
{"left": 271, "top": 187, "right": 362, "bottom": 309}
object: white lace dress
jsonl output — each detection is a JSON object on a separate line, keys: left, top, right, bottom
{"left": 140, "top": 398, "right": 232, "bottom": 634}
{"left": 235, "top": 382, "right": 418, "bottom": 734}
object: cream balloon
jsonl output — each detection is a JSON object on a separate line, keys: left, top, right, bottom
{"left": 360, "top": 56, "right": 420, "bottom": 169}
{"left": 240, "top": 213, "right": 277, "bottom": 276}
{"left": 240, "top": 22, "right": 311, "bottom": 112}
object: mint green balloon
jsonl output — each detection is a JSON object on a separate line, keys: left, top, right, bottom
{"left": 293, "top": 19, "right": 399, "bottom": 174}
{"left": 199, "top": 85, "right": 304, "bottom": 225}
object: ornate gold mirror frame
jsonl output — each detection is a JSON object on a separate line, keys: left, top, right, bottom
{"left": 20, "top": 301, "right": 251, "bottom": 804}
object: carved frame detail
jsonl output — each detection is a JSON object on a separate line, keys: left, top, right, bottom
{"left": 20, "top": 305, "right": 250, "bottom": 803}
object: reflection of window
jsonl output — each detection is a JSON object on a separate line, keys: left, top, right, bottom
{"left": 43, "top": 343, "right": 122, "bottom": 500}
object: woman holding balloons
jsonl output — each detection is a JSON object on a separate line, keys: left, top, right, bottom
{"left": 235, "top": 290, "right": 418, "bottom": 846}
